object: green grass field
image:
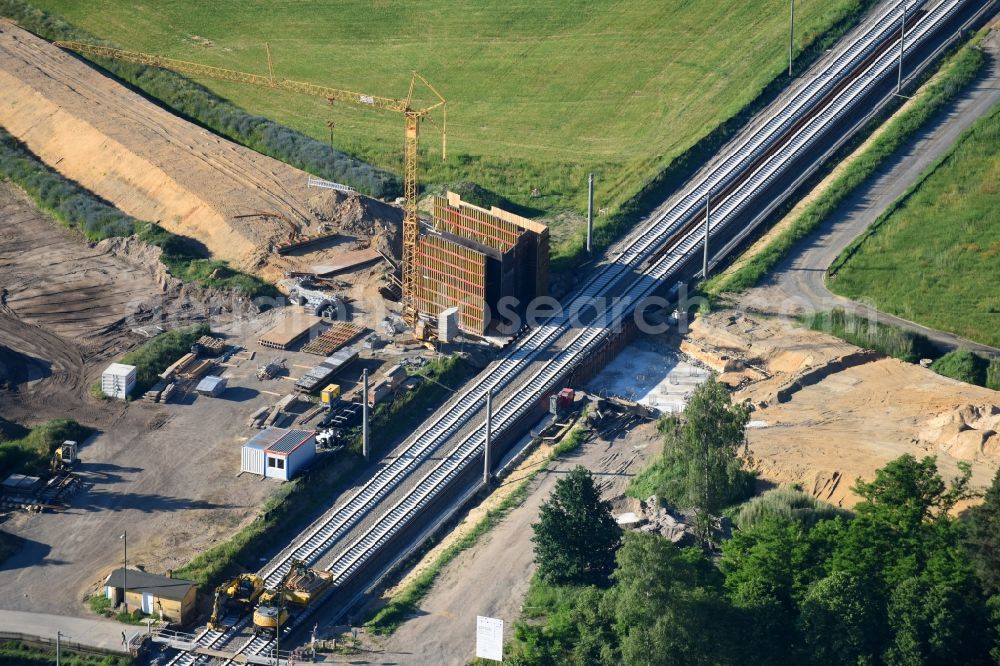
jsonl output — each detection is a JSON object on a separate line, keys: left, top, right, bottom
{"left": 828, "top": 102, "right": 1000, "bottom": 349}
{"left": 30, "top": 0, "right": 869, "bottom": 246}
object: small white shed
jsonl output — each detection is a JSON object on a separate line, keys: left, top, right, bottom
{"left": 241, "top": 427, "right": 316, "bottom": 481}
{"left": 102, "top": 363, "right": 137, "bottom": 400}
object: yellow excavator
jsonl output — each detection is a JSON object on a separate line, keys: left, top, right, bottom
{"left": 208, "top": 573, "right": 264, "bottom": 630}
{"left": 50, "top": 441, "right": 79, "bottom": 472}
{"left": 252, "top": 560, "right": 333, "bottom": 635}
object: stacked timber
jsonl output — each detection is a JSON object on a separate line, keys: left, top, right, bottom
{"left": 143, "top": 380, "right": 168, "bottom": 403}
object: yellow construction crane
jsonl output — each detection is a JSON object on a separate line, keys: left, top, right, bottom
{"left": 54, "top": 40, "right": 446, "bottom": 324}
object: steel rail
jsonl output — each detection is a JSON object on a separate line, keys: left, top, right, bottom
{"left": 167, "top": 0, "right": 971, "bottom": 662}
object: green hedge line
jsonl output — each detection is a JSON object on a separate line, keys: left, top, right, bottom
{"left": 0, "top": 641, "right": 128, "bottom": 666}
{"left": 803, "top": 308, "right": 937, "bottom": 363}
{"left": 804, "top": 310, "right": 1000, "bottom": 390}
{"left": 715, "top": 29, "right": 988, "bottom": 293}
{"left": 0, "top": 127, "right": 275, "bottom": 298}
{"left": 0, "top": 0, "right": 399, "bottom": 199}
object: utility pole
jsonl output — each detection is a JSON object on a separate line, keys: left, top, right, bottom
{"left": 483, "top": 391, "right": 492, "bottom": 485}
{"left": 702, "top": 191, "right": 711, "bottom": 279}
{"left": 897, "top": 1, "right": 906, "bottom": 94}
{"left": 789, "top": 0, "right": 795, "bottom": 77}
{"left": 586, "top": 173, "right": 594, "bottom": 256}
{"left": 361, "top": 369, "right": 370, "bottom": 461}
{"left": 120, "top": 531, "right": 127, "bottom": 613}
{"left": 56, "top": 631, "right": 61, "bottom": 666}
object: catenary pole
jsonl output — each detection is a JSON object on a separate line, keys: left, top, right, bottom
{"left": 789, "top": 0, "right": 795, "bottom": 77}
{"left": 484, "top": 391, "right": 492, "bottom": 485}
{"left": 586, "top": 173, "right": 594, "bottom": 255}
{"left": 703, "top": 192, "right": 711, "bottom": 278}
{"left": 362, "top": 369, "right": 370, "bottom": 461}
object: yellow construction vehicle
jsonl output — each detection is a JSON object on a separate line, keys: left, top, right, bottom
{"left": 252, "top": 560, "right": 333, "bottom": 635}
{"left": 208, "top": 573, "right": 264, "bottom": 630}
{"left": 50, "top": 441, "right": 79, "bottom": 473}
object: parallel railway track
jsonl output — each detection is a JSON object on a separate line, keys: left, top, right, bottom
{"left": 160, "top": 0, "right": 989, "bottom": 662}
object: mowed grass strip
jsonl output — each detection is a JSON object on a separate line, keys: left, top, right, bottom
{"left": 30, "top": 0, "right": 871, "bottom": 243}
{"left": 827, "top": 102, "right": 1000, "bottom": 349}
{"left": 709, "top": 31, "right": 988, "bottom": 295}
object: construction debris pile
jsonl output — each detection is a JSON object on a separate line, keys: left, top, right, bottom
{"left": 309, "top": 190, "right": 403, "bottom": 259}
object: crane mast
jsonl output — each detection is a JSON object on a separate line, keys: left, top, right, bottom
{"left": 54, "top": 40, "right": 445, "bottom": 324}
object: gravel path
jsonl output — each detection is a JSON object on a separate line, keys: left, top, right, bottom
{"left": 740, "top": 29, "right": 1000, "bottom": 358}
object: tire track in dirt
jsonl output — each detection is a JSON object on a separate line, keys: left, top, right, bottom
{"left": 0, "top": 182, "right": 205, "bottom": 425}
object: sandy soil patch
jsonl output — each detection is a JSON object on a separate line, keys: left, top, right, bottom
{"left": 0, "top": 21, "right": 401, "bottom": 283}
{"left": 685, "top": 311, "right": 1000, "bottom": 507}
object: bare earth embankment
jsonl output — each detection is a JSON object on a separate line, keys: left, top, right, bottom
{"left": 0, "top": 180, "right": 207, "bottom": 424}
{"left": 0, "top": 20, "right": 400, "bottom": 282}
{"left": 683, "top": 311, "right": 1000, "bottom": 507}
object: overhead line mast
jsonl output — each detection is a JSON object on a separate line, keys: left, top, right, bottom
{"left": 54, "top": 40, "right": 446, "bottom": 325}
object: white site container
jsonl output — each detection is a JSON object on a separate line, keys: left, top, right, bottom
{"left": 102, "top": 363, "right": 137, "bottom": 400}
{"left": 241, "top": 427, "right": 316, "bottom": 481}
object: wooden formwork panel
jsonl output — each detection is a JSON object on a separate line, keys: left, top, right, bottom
{"left": 432, "top": 195, "right": 522, "bottom": 253}
{"left": 415, "top": 235, "right": 487, "bottom": 334}
{"left": 301, "top": 322, "right": 365, "bottom": 356}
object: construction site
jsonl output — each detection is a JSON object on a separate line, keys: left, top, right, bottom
{"left": 0, "top": 1, "right": 999, "bottom": 664}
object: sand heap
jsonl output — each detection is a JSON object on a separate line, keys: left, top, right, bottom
{"left": 682, "top": 311, "right": 1000, "bottom": 507}
{"left": 920, "top": 404, "right": 1000, "bottom": 461}
{"left": 0, "top": 21, "right": 397, "bottom": 283}
{"left": 309, "top": 190, "right": 403, "bottom": 259}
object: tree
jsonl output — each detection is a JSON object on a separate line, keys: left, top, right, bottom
{"left": 610, "top": 533, "right": 735, "bottom": 666}
{"left": 833, "top": 456, "right": 973, "bottom": 589}
{"left": 884, "top": 575, "right": 992, "bottom": 666}
{"left": 531, "top": 465, "right": 621, "bottom": 586}
{"left": 797, "top": 572, "right": 880, "bottom": 665}
{"left": 964, "top": 468, "right": 1000, "bottom": 596}
{"left": 630, "top": 376, "right": 754, "bottom": 537}
{"left": 720, "top": 517, "right": 838, "bottom": 661}
{"left": 831, "top": 456, "right": 991, "bottom": 664}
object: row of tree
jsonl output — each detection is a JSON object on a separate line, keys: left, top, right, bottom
{"left": 522, "top": 378, "right": 1000, "bottom": 665}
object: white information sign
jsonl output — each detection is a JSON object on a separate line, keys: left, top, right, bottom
{"left": 476, "top": 615, "right": 504, "bottom": 662}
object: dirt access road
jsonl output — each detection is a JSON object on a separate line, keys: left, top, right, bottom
{"left": 0, "top": 311, "right": 288, "bottom": 616}
{"left": 0, "top": 21, "right": 400, "bottom": 283}
{"left": 739, "top": 29, "right": 1000, "bottom": 357}
{"left": 350, "top": 422, "right": 662, "bottom": 666}
{"left": 0, "top": 181, "right": 210, "bottom": 425}
{"left": 0, "top": 183, "right": 281, "bottom": 615}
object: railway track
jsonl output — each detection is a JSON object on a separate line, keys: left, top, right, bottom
{"left": 161, "top": 0, "right": 989, "bottom": 662}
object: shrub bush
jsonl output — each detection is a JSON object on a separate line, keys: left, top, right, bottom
{"left": 119, "top": 323, "right": 210, "bottom": 395}
{"left": 736, "top": 487, "right": 846, "bottom": 530}
{"left": 931, "top": 350, "right": 990, "bottom": 387}
{"left": 0, "top": 419, "right": 92, "bottom": 476}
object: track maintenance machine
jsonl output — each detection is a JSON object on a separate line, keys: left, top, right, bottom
{"left": 252, "top": 560, "right": 333, "bottom": 635}
{"left": 208, "top": 574, "right": 264, "bottom": 630}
